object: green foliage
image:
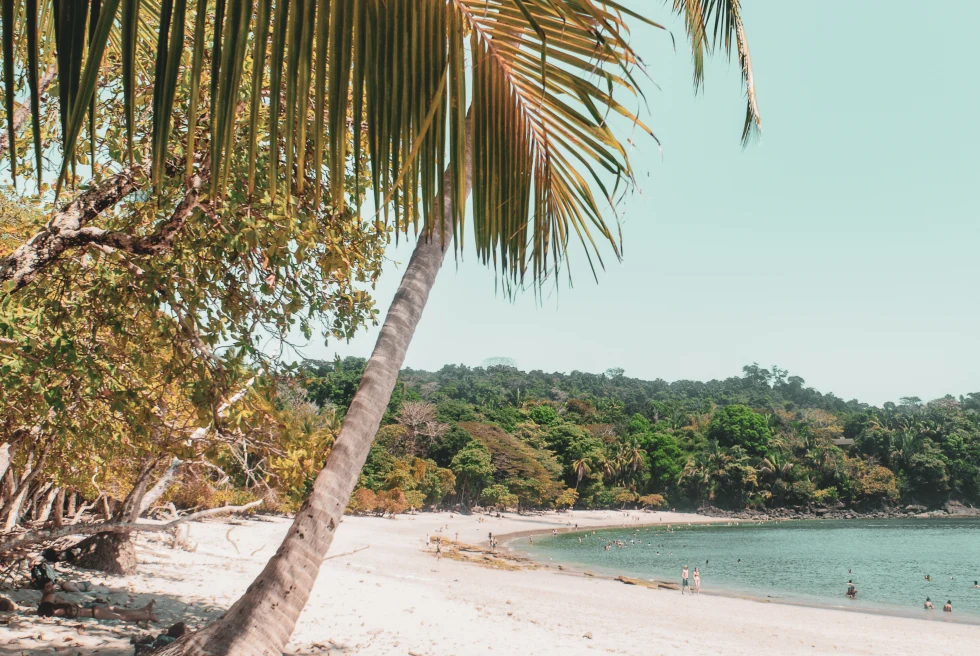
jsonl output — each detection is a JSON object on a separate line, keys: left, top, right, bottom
{"left": 480, "top": 484, "right": 518, "bottom": 510}
{"left": 529, "top": 404, "right": 558, "bottom": 426}
{"left": 450, "top": 442, "right": 495, "bottom": 505}
{"left": 708, "top": 405, "right": 772, "bottom": 457}
{"left": 428, "top": 425, "right": 474, "bottom": 468}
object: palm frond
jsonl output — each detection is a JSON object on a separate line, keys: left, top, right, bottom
{"left": 670, "top": 0, "right": 761, "bottom": 144}
{"left": 1, "top": 0, "right": 758, "bottom": 287}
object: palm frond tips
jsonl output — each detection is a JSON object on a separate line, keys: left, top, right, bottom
{"left": 670, "top": 0, "right": 761, "bottom": 144}
{"left": 2, "top": 0, "right": 755, "bottom": 285}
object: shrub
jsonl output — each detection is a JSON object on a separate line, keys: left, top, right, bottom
{"left": 404, "top": 489, "right": 426, "bottom": 510}
{"left": 375, "top": 489, "right": 409, "bottom": 516}
{"left": 480, "top": 484, "right": 518, "bottom": 510}
{"left": 555, "top": 488, "right": 579, "bottom": 509}
{"left": 813, "top": 487, "right": 839, "bottom": 504}
{"left": 348, "top": 488, "right": 377, "bottom": 515}
{"left": 638, "top": 493, "right": 667, "bottom": 509}
{"left": 612, "top": 488, "right": 638, "bottom": 508}
{"left": 529, "top": 405, "right": 558, "bottom": 426}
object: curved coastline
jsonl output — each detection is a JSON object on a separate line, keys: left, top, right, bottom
{"left": 501, "top": 516, "right": 980, "bottom": 627}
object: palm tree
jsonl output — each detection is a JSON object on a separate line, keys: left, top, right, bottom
{"left": 2, "top": 2, "right": 761, "bottom": 653}
{"left": 572, "top": 456, "right": 592, "bottom": 490}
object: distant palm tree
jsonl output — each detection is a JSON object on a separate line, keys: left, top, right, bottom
{"left": 572, "top": 457, "right": 592, "bottom": 490}
{"left": 2, "top": 2, "right": 761, "bottom": 654}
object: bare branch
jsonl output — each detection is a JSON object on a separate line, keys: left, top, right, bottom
{"left": 0, "top": 499, "right": 263, "bottom": 554}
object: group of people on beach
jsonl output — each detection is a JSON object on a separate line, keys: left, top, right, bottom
{"left": 681, "top": 565, "right": 701, "bottom": 594}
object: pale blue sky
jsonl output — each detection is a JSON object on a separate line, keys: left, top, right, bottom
{"left": 301, "top": 1, "right": 980, "bottom": 407}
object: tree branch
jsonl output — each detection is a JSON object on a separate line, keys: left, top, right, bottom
{"left": 0, "top": 499, "right": 263, "bottom": 554}
{"left": 0, "top": 167, "right": 144, "bottom": 291}
{"left": 0, "top": 165, "right": 209, "bottom": 293}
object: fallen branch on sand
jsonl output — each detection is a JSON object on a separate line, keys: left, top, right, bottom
{"left": 323, "top": 545, "right": 370, "bottom": 561}
{"left": 0, "top": 500, "right": 263, "bottom": 555}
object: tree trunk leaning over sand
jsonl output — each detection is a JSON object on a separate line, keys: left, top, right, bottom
{"left": 160, "top": 125, "right": 472, "bottom": 656}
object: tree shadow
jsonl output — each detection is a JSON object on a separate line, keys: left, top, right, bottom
{"left": 0, "top": 586, "right": 222, "bottom": 655}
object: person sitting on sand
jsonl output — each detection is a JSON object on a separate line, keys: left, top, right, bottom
{"left": 846, "top": 581, "right": 857, "bottom": 599}
{"left": 924, "top": 597, "right": 934, "bottom": 610}
{"left": 38, "top": 582, "right": 157, "bottom": 624}
{"left": 944, "top": 600, "right": 952, "bottom": 612}
{"left": 681, "top": 566, "right": 690, "bottom": 595}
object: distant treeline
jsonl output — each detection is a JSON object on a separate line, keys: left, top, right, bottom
{"left": 298, "top": 360, "right": 980, "bottom": 513}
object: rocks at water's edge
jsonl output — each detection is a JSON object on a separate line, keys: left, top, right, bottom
{"left": 696, "top": 500, "right": 980, "bottom": 521}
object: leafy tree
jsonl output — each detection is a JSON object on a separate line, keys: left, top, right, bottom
{"left": 427, "top": 424, "right": 474, "bottom": 468}
{"left": 450, "top": 442, "right": 494, "bottom": 505}
{"left": 530, "top": 405, "right": 559, "bottom": 426}
{"left": 555, "top": 488, "right": 579, "bottom": 509}
{"left": 480, "top": 484, "right": 518, "bottom": 510}
{"left": 640, "top": 432, "right": 683, "bottom": 492}
{"left": 0, "top": 1, "right": 761, "bottom": 650}
{"left": 708, "top": 405, "right": 772, "bottom": 457}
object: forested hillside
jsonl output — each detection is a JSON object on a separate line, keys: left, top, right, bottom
{"left": 301, "top": 360, "right": 980, "bottom": 513}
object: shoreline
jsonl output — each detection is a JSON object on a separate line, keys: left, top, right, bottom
{"left": 2, "top": 510, "right": 978, "bottom": 655}
{"left": 500, "top": 514, "right": 980, "bottom": 628}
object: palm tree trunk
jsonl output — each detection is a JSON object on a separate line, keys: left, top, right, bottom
{"left": 163, "top": 127, "right": 472, "bottom": 656}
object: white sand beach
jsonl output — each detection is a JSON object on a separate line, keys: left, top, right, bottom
{"left": 1, "top": 510, "right": 977, "bottom": 655}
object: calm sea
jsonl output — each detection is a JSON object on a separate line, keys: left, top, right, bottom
{"left": 516, "top": 518, "right": 980, "bottom": 622}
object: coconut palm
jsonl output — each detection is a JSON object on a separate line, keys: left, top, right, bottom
{"left": 2, "top": 1, "right": 760, "bottom": 653}
{"left": 572, "top": 456, "right": 592, "bottom": 490}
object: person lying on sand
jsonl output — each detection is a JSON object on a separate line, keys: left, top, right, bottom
{"left": 924, "top": 597, "right": 934, "bottom": 610}
{"left": 38, "top": 582, "right": 158, "bottom": 624}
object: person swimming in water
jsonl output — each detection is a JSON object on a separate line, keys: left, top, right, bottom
{"left": 924, "top": 597, "right": 934, "bottom": 610}
{"left": 846, "top": 580, "right": 857, "bottom": 599}
{"left": 943, "top": 600, "right": 952, "bottom": 612}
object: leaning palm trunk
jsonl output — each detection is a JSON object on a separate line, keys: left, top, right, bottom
{"left": 163, "top": 129, "right": 472, "bottom": 656}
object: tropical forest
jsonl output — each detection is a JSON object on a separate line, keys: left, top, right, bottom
{"left": 297, "top": 360, "right": 980, "bottom": 514}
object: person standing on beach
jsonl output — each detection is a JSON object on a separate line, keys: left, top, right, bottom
{"left": 693, "top": 568, "right": 701, "bottom": 595}
{"left": 681, "top": 566, "right": 690, "bottom": 595}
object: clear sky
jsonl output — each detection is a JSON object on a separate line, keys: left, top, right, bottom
{"left": 299, "top": 1, "right": 980, "bottom": 407}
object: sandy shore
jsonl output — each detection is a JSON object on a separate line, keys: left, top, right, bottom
{"left": 1, "top": 509, "right": 978, "bottom": 655}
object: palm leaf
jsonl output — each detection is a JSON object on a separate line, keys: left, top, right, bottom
{"left": 4, "top": 0, "right": 757, "bottom": 286}
{"left": 2, "top": 0, "right": 17, "bottom": 183}
{"left": 670, "top": 0, "right": 761, "bottom": 144}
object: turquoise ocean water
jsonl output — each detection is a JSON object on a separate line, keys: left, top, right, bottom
{"left": 516, "top": 518, "right": 980, "bottom": 622}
